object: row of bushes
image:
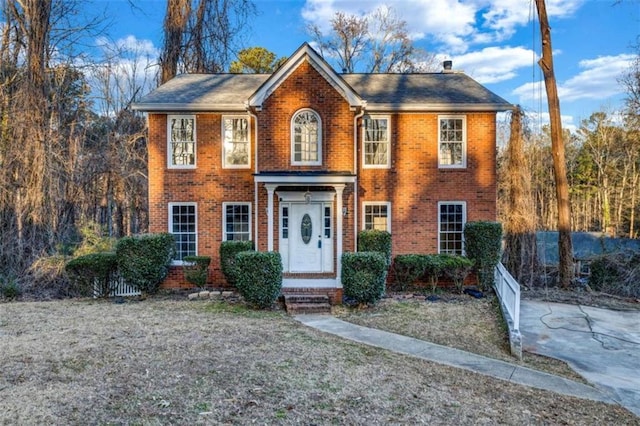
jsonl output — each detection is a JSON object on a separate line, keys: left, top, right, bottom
{"left": 65, "top": 233, "right": 175, "bottom": 297}
{"left": 64, "top": 221, "right": 502, "bottom": 309}
{"left": 342, "top": 222, "right": 502, "bottom": 305}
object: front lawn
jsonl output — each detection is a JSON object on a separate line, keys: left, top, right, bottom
{"left": 1, "top": 299, "right": 635, "bottom": 424}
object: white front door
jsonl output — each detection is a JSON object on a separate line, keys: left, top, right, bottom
{"left": 289, "top": 203, "right": 323, "bottom": 272}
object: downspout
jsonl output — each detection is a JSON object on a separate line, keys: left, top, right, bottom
{"left": 353, "top": 102, "right": 366, "bottom": 252}
{"left": 246, "top": 103, "right": 260, "bottom": 246}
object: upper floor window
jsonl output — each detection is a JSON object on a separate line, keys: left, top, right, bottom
{"left": 291, "top": 109, "right": 321, "bottom": 165}
{"left": 438, "top": 202, "right": 466, "bottom": 255}
{"left": 223, "top": 116, "right": 250, "bottom": 168}
{"left": 169, "top": 202, "right": 197, "bottom": 263}
{"left": 438, "top": 116, "right": 466, "bottom": 168}
{"left": 363, "top": 202, "right": 391, "bottom": 232}
{"left": 168, "top": 115, "right": 196, "bottom": 168}
{"left": 363, "top": 115, "right": 390, "bottom": 168}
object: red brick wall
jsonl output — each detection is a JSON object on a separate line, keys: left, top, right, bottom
{"left": 147, "top": 58, "right": 498, "bottom": 289}
{"left": 358, "top": 112, "right": 497, "bottom": 255}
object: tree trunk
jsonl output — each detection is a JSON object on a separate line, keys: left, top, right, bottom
{"left": 535, "top": 0, "right": 573, "bottom": 287}
{"left": 160, "top": 0, "right": 190, "bottom": 84}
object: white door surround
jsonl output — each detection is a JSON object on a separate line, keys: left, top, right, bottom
{"left": 256, "top": 174, "right": 355, "bottom": 288}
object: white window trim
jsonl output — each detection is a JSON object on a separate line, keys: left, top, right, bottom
{"left": 437, "top": 201, "right": 466, "bottom": 255}
{"left": 362, "top": 115, "right": 391, "bottom": 169}
{"left": 291, "top": 108, "right": 322, "bottom": 166}
{"left": 222, "top": 115, "right": 251, "bottom": 169}
{"left": 362, "top": 201, "right": 392, "bottom": 233}
{"left": 168, "top": 202, "right": 198, "bottom": 265}
{"left": 222, "top": 202, "right": 252, "bottom": 241}
{"left": 167, "top": 114, "right": 196, "bottom": 169}
{"left": 438, "top": 115, "right": 467, "bottom": 169}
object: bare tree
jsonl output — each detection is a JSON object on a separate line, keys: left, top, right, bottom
{"left": 308, "top": 6, "right": 437, "bottom": 73}
{"left": 160, "top": 0, "right": 256, "bottom": 83}
{"left": 501, "top": 106, "right": 538, "bottom": 287}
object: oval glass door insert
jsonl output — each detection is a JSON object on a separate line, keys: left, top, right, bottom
{"left": 301, "top": 213, "right": 312, "bottom": 244}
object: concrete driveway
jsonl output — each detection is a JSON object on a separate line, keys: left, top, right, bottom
{"left": 520, "top": 300, "right": 640, "bottom": 417}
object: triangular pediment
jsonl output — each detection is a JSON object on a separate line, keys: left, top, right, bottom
{"left": 248, "top": 43, "right": 363, "bottom": 109}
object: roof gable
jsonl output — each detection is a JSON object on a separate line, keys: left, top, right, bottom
{"left": 248, "top": 43, "right": 363, "bottom": 110}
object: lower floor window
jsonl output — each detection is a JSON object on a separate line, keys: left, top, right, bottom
{"left": 363, "top": 202, "right": 391, "bottom": 232}
{"left": 169, "top": 203, "right": 197, "bottom": 262}
{"left": 438, "top": 202, "right": 466, "bottom": 255}
{"left": 224, "top": 203, "right": 251, "bottom": 241}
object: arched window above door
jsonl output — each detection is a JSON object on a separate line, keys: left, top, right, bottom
{"left": 291, "top": 109, "right": 321, "bottom": 166}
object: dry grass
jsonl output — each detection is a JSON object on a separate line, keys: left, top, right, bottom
{"left": 337, "top": 293, "right": 586, "bottom": 382}
{"left": 1, "top": 298, "right": 638, "bottom": 425}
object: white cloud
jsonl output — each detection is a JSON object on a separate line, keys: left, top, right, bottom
{"left": 300, "top": 0, "right": 586, "bottom": 54}
{"left": 452, "top": 45, "right": 537, "bottom": 83}
{"left": 512, "top": 53, "right": 634, "bottom": 104}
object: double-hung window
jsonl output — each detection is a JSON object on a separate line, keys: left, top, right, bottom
{"left": 438, "top": 202, "right": 466, "bottom": 255}
{"left": 168, "top": 115, "right": 196, "bottom": 168}
{"left": 169, "top": 203, "right": 197, "bottom": 263}
{"left": 363, "top": 115, "right": 390, "bottom": 168}
{"left": 363, "top": 202, "right": 391, "bottom": 232}
{"left": 223, "top": 203, "right": 251, "bottom": 241}
{"left": 292, "top": 109, "right": 321, "bottom": 165}
{"left": 223, "top": 116, "right": 250, "bottom": 168}
{"left": 438, "top": 116, "right": 466, "bottom": 168}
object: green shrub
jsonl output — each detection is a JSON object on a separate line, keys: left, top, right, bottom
{"left": 116, "top": 233, "right": 175, "bottom": 294}
{"left": 220, "top": 240, "right": 254, "bottom": 286}
{"left": 342, "top": 251, "right": 387, "bottom": 304}
{"left": 183, "top": 255, "right": 211, "bottom": 288}
{"left": 65, "top": 252, "right": 118, "bottom": 297}
{"left": 392, "top": 254, "right": 428, "bottom": 291}
{"left": 464, "top": 221, "right": 503, "bottom": 291}
{"left": 235, "top": 251, "right": 282, "bottom": 309}
{"left": 440, "top": 254, "right": 474, "bottom": 294}
{"left": 358, "top": 230, "right": 392, "bottom": 267}
{"left": 0, "top": 274, "right": 21, "bottom": 299}
{"left": 424, "top": 254, "right": 448, "bottom": 293}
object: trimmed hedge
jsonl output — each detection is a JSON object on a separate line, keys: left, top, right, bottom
{"left": 220, "top": 240, "right": 254, "bottom": 286}
{"left": 65, "top": 252, "right": 118, "bottom": 297}
{"left": 358, "top": 230, "right": 392, "bottom": 267}
{"left": 342, "top": 251, "right": 387, "bottom": 305}
{"left": 183, "top": 255, "right": 211, "bottom": 288}
{"left": 440, "top": 254, "right": 474, "bottom": 294}
{"left": 392, "top": 254, "right": 428, "bottom": 291}
{"left": 464, "top": 221, "right": 503, "bottom": 291}
{"left": 116, "top": 233, "right": 175, "bottom": 294}
{"left": 424, "top": 254, "right": 449, "bottom": 293}
{"left": 235, "top": 251, "right": 282, "bottom": 308}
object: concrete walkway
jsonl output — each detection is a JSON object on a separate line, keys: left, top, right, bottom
{"left": 520, "top": 300, "right": 640, "bottom": 417}
{"left": 295, "top": 314, "right": 615, "bottom": 405}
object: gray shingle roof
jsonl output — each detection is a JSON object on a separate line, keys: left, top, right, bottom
{"left": 342, "top": 73, "right": 512, "bottom": 111}
{"left": 133, "top": 71, "right": 512, "bottom": 112}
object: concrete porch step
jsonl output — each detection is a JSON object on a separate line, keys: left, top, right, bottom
{"left": 284, "top": 294, "right": 331, "bottom": 315}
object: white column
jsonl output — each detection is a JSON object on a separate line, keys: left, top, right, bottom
{"left": 265, "top": 184, "right": 277, "bottom": 251}
{"left": 334, "top": 184, "right": 345, "bottom": 287}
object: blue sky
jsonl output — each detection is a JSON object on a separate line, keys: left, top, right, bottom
{"left": 98, "top": 0, "right": 639, "bottom": 131}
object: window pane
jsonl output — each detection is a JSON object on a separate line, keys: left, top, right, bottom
{"left": 439, "top": 203, "right": 464, "bottom": 255}
{"left": 439, "top": 118, "right": 464, "bottom": 166}
{"left": 170, "top": 117, "right": 195, "bottom": 166}
{"left": 364, "top": 204, "right": 389, "bottom": 232}
{"left": 170, "top": 204, "right": 196, "bottom": 261}
{"left": 293, "top": 111, "right": 320, "bottom": 164}
{"left": 364, "top": 117, "right": 389, "bottom": 166}
{"left": 223, "top": 117, "right": 249, "bottom": 166}
{"left": 225, "top": 204, "right": 250, "bottom": 241}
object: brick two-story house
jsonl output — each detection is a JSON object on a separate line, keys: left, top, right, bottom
{"left": 133, "top": 43, "right": 513, "bottom": 303}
